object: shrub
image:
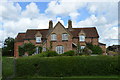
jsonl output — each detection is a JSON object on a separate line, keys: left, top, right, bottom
{"left": 18, "top": 43, "right": 36, "bottom": 56}
{"left": 86, "top": 43, "right": 102, "bottom": 54}
{"left": 83, "top": 47, "right": 92, "bottom": 55}
{"left": 34, "top": 51, "right": 58, "bottom": 57}
{"left": 18, "top": 46, "right": 25, "bottom": 56}
{"left": 107, "top": 51, "right": 118, "bottom": 56}
{"left": 62, "top": 50, "right": 75, "bottom": 56}
{"left": 47, "top": 51, "right": 58, "bottom": 57}
{"left": 16, "top": 56, "right": 119, "bottom": 77}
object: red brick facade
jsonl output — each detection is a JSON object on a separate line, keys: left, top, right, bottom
{"left": 14, "top": 20, "right": 106, "bottom": 57}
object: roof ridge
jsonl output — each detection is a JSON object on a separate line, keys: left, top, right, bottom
{"left": 18, "top": 33, "right": 26, "bottom": 34}
{"left": 27, "top": 29, "right": 49, "bottom": 30}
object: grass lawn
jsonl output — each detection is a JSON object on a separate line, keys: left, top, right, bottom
{"left": 11, "top": 76, "right": 120, "bottom": 80}
{"left": 2, "top": 57, "right": 14, "bottom": 78}
{"left": 2, "top": 56, "right": 120, "bottom": 80}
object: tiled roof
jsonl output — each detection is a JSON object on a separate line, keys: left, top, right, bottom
{"left": 69, "top": 27, "right": 99, "bottom": 38}
{"left": 15, "top": 33, "right": 25, "bottom": 42}
{"left": 25, "top": 29, "right": 49, "bottom": 39}
{"left": 15, "top": 27, "right": 99, "bottom": 42}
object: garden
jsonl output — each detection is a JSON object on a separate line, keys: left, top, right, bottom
{"left": 2, "top": 55, "right": 120, "bottom": 80}
{"left": 1, "top": 41, "right": 120, "bottom": 80}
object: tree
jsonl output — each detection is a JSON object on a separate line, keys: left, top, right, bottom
{"left": 86, "top": 43, "right": 102, "bottom": 55}
{"left": 83, "top": 47, "right": 92, "bottom": 55}
{"left": 19, "top": 43, "right": 36, "bottom": 56}
{"left": 76, "top": 42, "right": 83, "bottom": 55}
{"left": 2, "top": 37, "right": 14, "bottom": 56}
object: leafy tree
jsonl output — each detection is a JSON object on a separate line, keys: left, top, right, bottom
{"left": 18, "top": 45, "right": 25, "bottom": 56}
{"left": 83, "top": 47, "right": 92, "bottom": 55}
{"left": 19, "top": 43, "right": 36, "bottom": 56}
{"left": 36, "top": 46, "right": 42, "bottom": 53}
{"left": 76, "top": 42, "right": 82, "bottom": 55}
{"left": 86, "top": 43, "right": 102, "bottom": 54}
{"left": 2, "top": 37, "right": 14, "bottom": 56}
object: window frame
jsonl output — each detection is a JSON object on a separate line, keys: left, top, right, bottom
{"left": 36, "top": 37, "right": 41, "bottom": 43}
{"left": 56, "top": 46, "right": 64, "bottom": 54}
{"left": 62, "top": 33, "right": 68, "bottom": 41}
{"left": 79, "top": 35, "right": 85, "bottom": 42}
{"left": 51, "top": 33, "right": 57, "bottom": 41}
{"left": 81, "top": 46, "right": 85, "bottom": 49}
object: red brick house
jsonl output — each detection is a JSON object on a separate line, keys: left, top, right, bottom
{"left": 14, "top": 20, "right": 106, "bottom": 57}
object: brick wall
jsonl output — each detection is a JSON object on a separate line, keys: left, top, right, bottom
{"left": 14, "top": 42, "right": 23, "bottom": 57}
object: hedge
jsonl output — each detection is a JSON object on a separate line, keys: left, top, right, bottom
{"left": 16, "top": 56, "right": 119, "bottom": 77}
{"left": 62, "top": 50, "right": 75, "bottom": 56}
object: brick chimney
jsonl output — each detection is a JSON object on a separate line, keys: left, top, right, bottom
{"left": 68, "top": 20, "right": 72, "bottom": 31}
{"left": 49, "top": 20, "right": 53, "bottom": 30}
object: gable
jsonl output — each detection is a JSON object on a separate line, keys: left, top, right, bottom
{"left": 47, "top": 22, "right": 73, "bottom": 37}
{"left": 78, "top": 30, "right": 86, "bottom": 36}
{"left": 35, "top": 31, "right": 42, "bottom": 37}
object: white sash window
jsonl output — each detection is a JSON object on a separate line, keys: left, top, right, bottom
{"left": 62, "top": 33, "right": 68, "bottom": 40}
{"left": 51, "top": 34, "right": 57, "bottom": 41}
{"left": 79, "top": 35, "right": 85, "bottom": 41}
{"left": 36, "top": 37, "right": 41, "bottom": 43}
{"left": 56, "top": 46, "right": 64, "bottom": 54}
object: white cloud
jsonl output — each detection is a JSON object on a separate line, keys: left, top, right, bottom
{"left": 0, "top": 2, "right": 21, "bottom": 21}
{"left": 69, "top": 12, "right": 80, "bottom": 20}
{"left": 45, "top": 0, "right": 86, "bottom": 18}
{"left": 88, "top": 5, "right": 97, "bottom": 13}
{"left": 87, "top": 2, "right": 118, "bottom": 23}
{"left": 21, "top": 2, "right": 40, "bottom": 18}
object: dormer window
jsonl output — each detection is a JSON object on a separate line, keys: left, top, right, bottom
{"left": 62, "top": 33, "right": 68, "bottom": 41}
{"left": 79, "top": 35, "right": 85, "bottom": 41}
{"left": 36, "top": 37, "right": 41, "bottom": 43}
{"left": 51, "top": 33, "right": 57, "bottom": 41}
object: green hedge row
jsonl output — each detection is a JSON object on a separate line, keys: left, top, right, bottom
{"left": 16, "top": 56, "right": 119, "bottom": 77}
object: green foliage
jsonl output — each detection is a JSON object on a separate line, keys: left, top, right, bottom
{"left": 2, "top": 37, "right": 14, "bottom": 56}
{"left": 107, "top": 51, "right": 118, "bottom": 56}
{"left": 49, "top": 41, "right": 53, "bottom": 50}
{"left": 62, "top": 50, "right": 75, "bottom": 56}
{"left": 76, "top": 43, "right": 81, "bottom": 54}
{"left": 2, "top": 57, "right": 14, "bottom": 77}
{"left": 83, "top": 47, "right": 92, "bottom": 55}
{"left": 18, "top": 43, "right": 36, "bottom": 56}
{"left": 38, "top": 46, "right": 42, "bottom": 53}
{"left": 16, "top": 56, "right": 119, "bottom": 77}
{"left": 18, "top": 46, "right": 25, "bottom": 56}
{"left": 34, "top": 51, "right": 58, "bottom": 57}
{"left": 86, "top": 43, "right": 102, "bottom": 54}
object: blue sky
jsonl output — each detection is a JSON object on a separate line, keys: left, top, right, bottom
{"left": 0, "top": 0, "right": 119, "bottom": 47}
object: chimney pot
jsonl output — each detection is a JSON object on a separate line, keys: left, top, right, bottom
{"left": 49, "top": 20, "right": 53, "bottom": 29}
{"left": 68, "top": 20, "right": 72, "bottom": 31}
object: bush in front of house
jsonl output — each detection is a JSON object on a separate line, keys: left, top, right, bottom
{"left": 107, "top": 51, "right": 118, "bottom": 56}
{"left": 34, "top": 51, "right": 58, "bottom": 57}
{"left": 18, "top": 43, "right": 36, "bottom": 56}
{"left": 83, "top": 47, "right": 92, "bottom": 55}
{"left": 86, "top": 43, "right": 103, "bottom": 54}
{"left": 16, "top": 56, "right": 119, "bottom": 77}
{"left": 62, "top": 50, "right": 75, "bottom": 56}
